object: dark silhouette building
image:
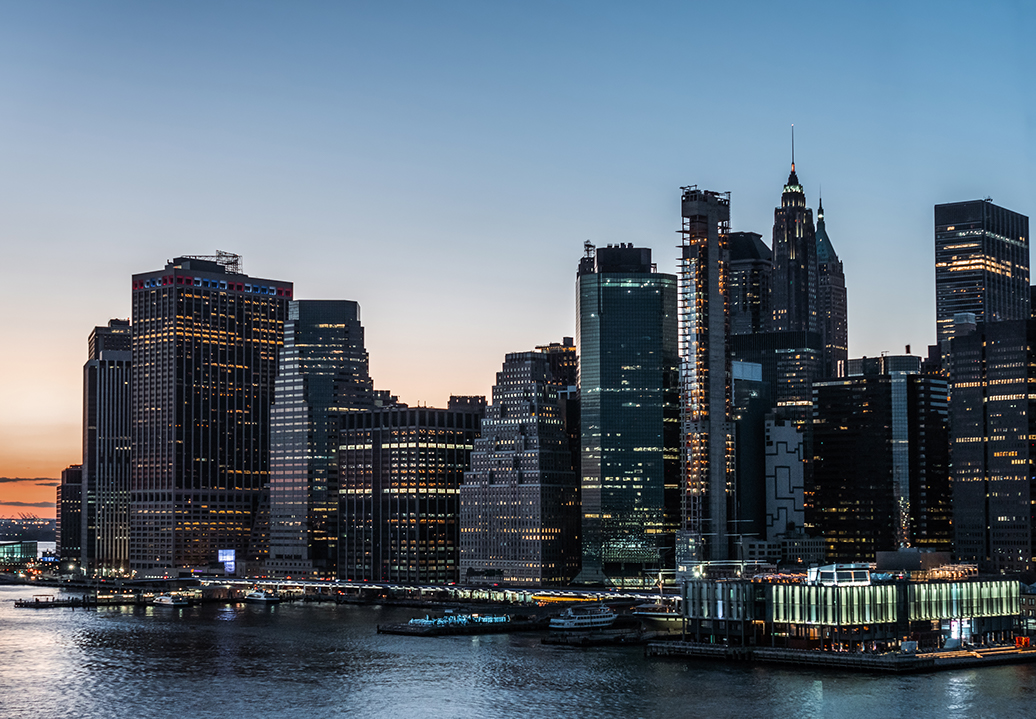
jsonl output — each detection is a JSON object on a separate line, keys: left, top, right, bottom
{"left": 935, "top": 199, "right": 1029, "bottom": 344}
{"left": 266, "top": 300, "right": 378, "bottom": 579}
{"left": 771, "top": 160, "right": 817, "bottom": 336}
{"left": 57, "top": 465, "right": 83, "bottom": 563}
{"left": 812, "top": 356, "right": 951, "bottom": 563}
{"left": 129, "top": 254, "right": 291, "bottom": 575}
{"left": 459, "top": 350, "right": 580, "bottom": 585}
{"left": 82, "top": 319, "right": 132, "bottom": 574}
{"left": 950, "top": 319, "right": 1036, "bottom": 574}
{"left": 728, "top": 231, "right": 772, "bottom": 336}
{"left": 338, "top": 398, "right": 484, "bottom": 584}
{"left": 576, "top": 242, "right": 680, "bottom": 585}
{"left": 815, "top": 199, "right": 848, "bottom": 378}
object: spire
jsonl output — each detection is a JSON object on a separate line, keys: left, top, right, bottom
{"left": 818, "top": 187, "right": 824, "bottom": 219}
{"left": 786, "top": 124, "right": 800, "bottom": 188}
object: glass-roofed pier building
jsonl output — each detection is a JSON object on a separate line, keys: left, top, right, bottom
{"left": 681, "top": 564, "right": 1019, "bottom": 652}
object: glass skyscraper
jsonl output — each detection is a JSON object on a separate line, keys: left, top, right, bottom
{"left": 576, "top": 243, "right": 679, "bottom": 585}
{"left": 935, "top": 199, "right": 1029, "bottom": 344}
{"left": 266, "top": 300, "right": 375, "bottom": 579}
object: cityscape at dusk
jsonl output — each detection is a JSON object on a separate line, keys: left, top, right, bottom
{"left": 3, "top": 4, "right": 1036, "bottom": 718}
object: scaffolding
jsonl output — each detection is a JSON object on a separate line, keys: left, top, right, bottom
{"left": 180, "top": 250, "right": 243, "bottom": 274}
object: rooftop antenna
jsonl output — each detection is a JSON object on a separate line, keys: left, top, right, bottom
{"left": 791, "top": 124, "right": 795, "bottom": 172}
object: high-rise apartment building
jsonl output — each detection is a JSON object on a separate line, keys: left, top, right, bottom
{"left": 951, "top": 319, "right": 1036, "bottom": 574}
{"left": 678, "top": 187, "right": 736, "bottom": 562}
{"left": 266, "top": 300, "right": 376, "bottom": 579}
{"left": 459, "top": 350, "right": 580, "bottom": 586}
{"left": 812, "top": 356, "right": 951, "bottom": 563}
{"left": 338, "top": 398, "right": 484, "bottom": 584}
{"left": 728, "top": 231, "right": 772, "bottom": 336}
{"left": 82, "top": 319, "right": 132, "bottom": 573}
{"left": 129, "top": 254, "right": 291, "bottom": 574}
{"left": 576, "top": 243, "right": 680, "bottom": 585}
{"left": 815, "top": 199, "right": 848, "bottom": 378}
{"left": 935, "top": 199, "right": 1029, "bottom": 344}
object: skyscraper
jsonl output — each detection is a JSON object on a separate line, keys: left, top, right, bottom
{"left": 129, "top": 254, "right": 291, "bottom": 574}
{"left": 812, "top": 356, "right": 951, "bottom": 563}
{"left": 678, "top": 187, "right": 736, "bottom": 562}
{"left": 459, "top": 350, "right": 580, "bottom": 586}
{"left": 728, "top": 231, "right": 772, "bottom": 336}
{"left": 57, "top": 465, "right": 83, "bottom": 563}
{"left": 82, "top": 319, "right": 132, "bottom": 574}
{"left": 266, "top": 300, "right": 376, "bottom": 579}
{"left": 338, "top": 398, "right": 484, "bottom": 584}
{"left": 815, "top": 199, "right": 848, "bottom": 377}
{"left": 771, "top": 160, "right": 817, "bottom": 336}
{"left": 576, "top": 243, "right": 680, "bottom": 585}
{"left": 951, "top": 319, "right": 1036, "bottom": 574}
{"left": 935, "top": 199, "right": 1029, "bottom": 344}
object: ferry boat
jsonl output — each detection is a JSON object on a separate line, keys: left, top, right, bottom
{"left": 631, "top": 601, "right": 683, "bottom": 631}
{"left": 549, "top": 605, "right": 616, "bottom": 631}
{"left": 243, "top": 589, "right": 282, "bottom": 604}
{"left": 152, "top": 594, "right": 189, "bottom": 607}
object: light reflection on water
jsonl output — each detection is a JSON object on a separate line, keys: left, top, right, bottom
{"left": 1, "top": 586, "right": 1035, "bottom": 719}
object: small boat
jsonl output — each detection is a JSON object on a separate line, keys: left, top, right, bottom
{"left": 243, "top": 589, "right": 281, "bottom": 604}
{"left": 549, "top": 605, "right": 616, "bottom": 631}
{"left": 631, "top": 601, "right": 683, "bottom": 631}
{"left": 152, "top": 594, "right": 189, "bottom": 607}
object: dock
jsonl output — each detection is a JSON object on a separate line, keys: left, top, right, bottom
{"left": 645, "top": 640, "right": 1036, "bottom": 673}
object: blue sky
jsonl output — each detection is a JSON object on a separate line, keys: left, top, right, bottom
{"left": 0, "top": 1, "right": 1032, "bottom": 493}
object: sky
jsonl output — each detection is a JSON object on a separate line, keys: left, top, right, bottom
{"left": 0, "top": 1, "right": 1032, "bottom": 516}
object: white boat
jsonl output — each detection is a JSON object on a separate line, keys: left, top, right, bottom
{"left": 243, "top": 589, "right": 281, "bottom": 604}
{"left": 549, "top": 605, "right": 616, "bottom": 631}
{"left": 153, "top": 594, "right": 189, "bottom": 607}
{"left": 631, "top": 601, "right": 683, "bottom": 631}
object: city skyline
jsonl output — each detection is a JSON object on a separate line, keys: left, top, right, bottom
{"left": 1, "top": 2, "right": 1033, "bottom": 515}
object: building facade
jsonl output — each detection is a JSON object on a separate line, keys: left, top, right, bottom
{"left": 57, "top": 465, "right": 83, "bottom": 563}
{"left": 338, "top": 399, "right": 484, "bottom": 584}
{"left": 459, "top": 350, "right": 580, "bottom": 586}
{"left": 935, "top": 199, "right": 1029, "bottom": 344}
{"left": 815, "top": 199, "right": 848, "bottom": 378}
{"left": 951, "top": 320, "right": 1036, "bottom": 574}
{"left": 679, "top": 188, "right": 736, "bottom": 562}
{"left": 812, "top": 356, "right": 951, "bottom": 563}
{"left": 771, "top": 162, "right": 817, "bottom": 336}
{"left": 266, "top": 300, "right": 377, "bottom": 579}
{"left": 576, "top": 243, "right": 680, "bottom": 585}
{"left": 728, "top": 231, "right": 772, "bottom": 336}
{"left": 129, "top": 254, "right": 291, "bottom": 574}
{"left": 82, "top": 319, "right": 132, "bottom": 573}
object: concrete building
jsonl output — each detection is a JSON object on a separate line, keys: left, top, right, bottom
{"left": 129, "top": 253, "right": 291, "bottom": 575}
{"left": 82, "top": 319, "right": 132, "bottom": 574}
{"left": 459, "top": 350, "right": 579, "bottom": 586}
{"left": 338, "top": 398, "right": 484, "bottom": 584}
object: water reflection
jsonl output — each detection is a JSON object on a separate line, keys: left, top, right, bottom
{"left": 2, "top": 587, "right": 1036, "bottom": 719}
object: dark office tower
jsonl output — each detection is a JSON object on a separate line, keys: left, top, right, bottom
{"left": 812, "top": 356, "right": 951, "bottom": 563}
{"left": 535, "top": 338, "right": 580, "bottom": 487}
{"left": 129, "top": 254, "right": 291, "bottom": 574}
{"left": 935, "top": 199, "right": 1029, "bottom": 344}
{"left": 459, "top": 351, "right": 580, "bottom": 586}
{"left": 728, "top": 232, "right": 772, "bottom": 336}
{"left": 679, "top": 187, "right": 736, "bottom": 562}
{"left": 771, "top": 160, "right": 817, "bottom": 334}
{"left": 729, "top": 331, "right": 823, "bottom": 429}
{"left": 815, "top": 199, "right": 848, "bottom": 378}
{"left": 57, "top": 465, "right": 83, "bottom": 563}
{"left": 951, "top": 319, "right": 1036, "bottom": 574}
{"left": 576, "top": 242, "right": 680, "bottom": 585}
{"left": 82, "top": 320, "right": 132, "bottom": 574}
{"left": 266, "top": 300, "right": 375, "bottom": 579}
{"left": 338, "top": 399, "right": 484, "bottom": 584}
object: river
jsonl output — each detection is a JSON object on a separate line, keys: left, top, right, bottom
{"left": 0, "top": 586, "right": 1034, "bottom": 719}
